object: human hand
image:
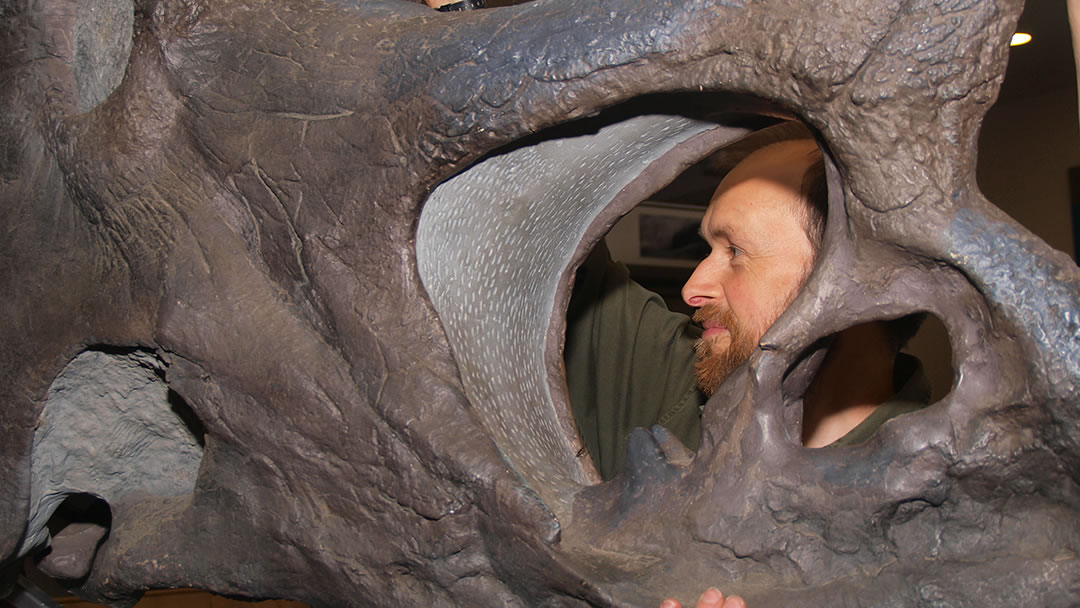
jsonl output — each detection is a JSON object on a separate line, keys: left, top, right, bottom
{"left": 660, "top": 587, "right": 747, "bottom": 608}
{"left": 424, "top": 0, "right": 484, "bottom": 9}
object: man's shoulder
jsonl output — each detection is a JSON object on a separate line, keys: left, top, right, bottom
{"left": 830, "top": 353, "right": 931, "bottom": 447}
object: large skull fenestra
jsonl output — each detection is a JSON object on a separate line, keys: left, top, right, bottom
{"left": 3, "top": 0, "right": 1079, "bottom": 605}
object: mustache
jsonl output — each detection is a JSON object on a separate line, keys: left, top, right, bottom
{"left": 692, "top": 302, "right": 738, "bottom": 332}
{"left": 690, "top": 302, "right": 752, "bottom": 396}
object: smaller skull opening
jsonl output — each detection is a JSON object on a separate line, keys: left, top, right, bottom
{"left": 779, "top": 314, "right": 954, "bottom": 449}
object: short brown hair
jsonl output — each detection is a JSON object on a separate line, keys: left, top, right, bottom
{"left": 798, "top": 150, "right": 828, "bottom": 255}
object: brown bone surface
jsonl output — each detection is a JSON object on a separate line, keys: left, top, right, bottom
{"left": 2, "top": 0, "right": 1079, "bottom": 605}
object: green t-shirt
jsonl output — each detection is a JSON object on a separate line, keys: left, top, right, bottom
{"left": 564, "top": 245, "right": 705, "bottom": 480}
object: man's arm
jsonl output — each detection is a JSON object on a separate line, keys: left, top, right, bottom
{"left": 564, "top": 242, "right": 704, "bottom": 479}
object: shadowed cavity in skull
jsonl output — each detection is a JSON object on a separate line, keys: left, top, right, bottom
{"left": 32, "top": 493, "right": 112, "bottom": 582}
{"left": 781, "top": 314, "right": 953, "bottom": 449}
{"left": 19, "top": 348, "right": 205, "bottom": 589}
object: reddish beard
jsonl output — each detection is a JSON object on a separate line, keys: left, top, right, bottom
{"left": 692, "top": 303, "right": 757, "bottom": 396}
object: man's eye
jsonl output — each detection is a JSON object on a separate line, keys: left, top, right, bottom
{"left": 729, "top": 245, "right": 744, "bottom": 258}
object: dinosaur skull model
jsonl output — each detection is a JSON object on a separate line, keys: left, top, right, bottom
{"left": 3, "top": 0, "right": 1079, "bottom": 605}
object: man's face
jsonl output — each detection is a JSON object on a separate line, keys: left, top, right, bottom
{"left": 682, "top": 140, "right": 819, "bottom": 394}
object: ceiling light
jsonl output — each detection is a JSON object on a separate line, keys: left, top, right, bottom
{"left": 1011, "top": 32, "right": 1032, "bottom": 46}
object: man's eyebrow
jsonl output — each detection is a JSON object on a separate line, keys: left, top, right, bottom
{"left": 700, "top": 223, "right": 734, "bottom": 241}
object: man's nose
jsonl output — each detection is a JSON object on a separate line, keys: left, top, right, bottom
{"left": 682, "top": 256, "right": 721, "bottom": 309}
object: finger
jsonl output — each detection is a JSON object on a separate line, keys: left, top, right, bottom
{"left": 696, "top": 588, "right": 725, "bottom": 608}
{"left": 661, "top": 600, "right": 683, "bottom": 608}
{"left": 723, "top": 595, "right": 747, "bottom": 608}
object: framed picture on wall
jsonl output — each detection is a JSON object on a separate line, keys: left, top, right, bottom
{"left": 605, "top": 202, "right": 709, "bottom": 268}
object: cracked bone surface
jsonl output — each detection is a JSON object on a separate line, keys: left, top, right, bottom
{"left": 2, "top": 0, "right": 1079, "bottom": 606}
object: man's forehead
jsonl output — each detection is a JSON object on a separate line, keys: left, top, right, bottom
{"left": 726, "top": 138, "right": 818, "bottom": 183}
{"left": 707, "top": 140, "right": 817, "bottom": 215}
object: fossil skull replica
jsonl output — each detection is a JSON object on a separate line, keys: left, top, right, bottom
{"left": 2, "top": 0, "right": 1079, "bottom": 605}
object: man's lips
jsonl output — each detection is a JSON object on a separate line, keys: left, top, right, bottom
{"left": 693, "top": 304, "right": 735, "bottom": 341}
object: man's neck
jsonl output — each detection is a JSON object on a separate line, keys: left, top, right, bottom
{"left": 801, "top": 322, "right": 896, "bottom": 448}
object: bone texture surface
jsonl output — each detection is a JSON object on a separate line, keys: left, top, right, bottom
{"left": 2, "top": 0, "right": 1078, "bottom": 605}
